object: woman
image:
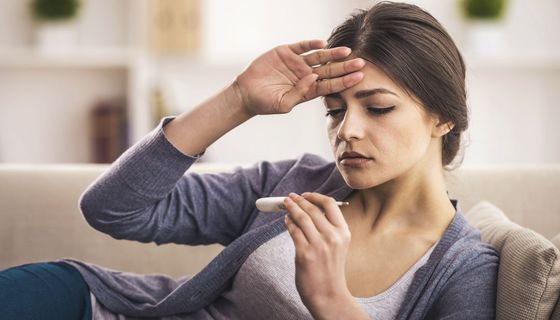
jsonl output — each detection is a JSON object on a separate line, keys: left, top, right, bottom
{"left": 0, "top": 2, "right": 498, "bottom": 319}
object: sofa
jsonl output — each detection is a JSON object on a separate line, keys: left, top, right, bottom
{"left": 1, "top": 163, "right": 559, "bottom": 319}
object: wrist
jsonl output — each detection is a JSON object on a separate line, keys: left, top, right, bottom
{"left": 162, "top": 80, "right": 255, "bottom": 157}
{"left": 310, "top": 290, "right": 370, "bottom": 320}
{"left": 228, "top": 78, "right": 254, "bottom": 118}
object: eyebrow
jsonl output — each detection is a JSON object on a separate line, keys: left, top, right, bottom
{"left": 324, "top": 88, "right": 398, "bottom": 100}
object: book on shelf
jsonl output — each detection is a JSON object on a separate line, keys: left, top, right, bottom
{"left": 90, "top": 97, "right": 128, "bottom": 163}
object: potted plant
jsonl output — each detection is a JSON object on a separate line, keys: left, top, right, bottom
{"left": 30, "top": 0, "right": 82, "bottom": 54}
{"left": 461, "top": 0, "right": 509, "bottom": 55}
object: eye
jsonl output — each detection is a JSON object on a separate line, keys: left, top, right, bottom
{"left": 324, "top": 109, "right": 344, "bottom": 118}
{"left": 368, "top": 106, "right": 395, "bottom": 115}
{"left": 325, "top": 106, "right": 395, "bottom": 118}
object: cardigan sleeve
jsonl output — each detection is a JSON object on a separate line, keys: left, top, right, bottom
{"left": 79, "top": 116, "right": 298, "bottom": 247}
{"left": 425, "top": 244, "right": 499, "bottom": 319}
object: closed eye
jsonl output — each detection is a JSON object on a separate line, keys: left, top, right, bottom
{"left": 324, "top": 106, "right": 395, "bottom": 118}
{"left": 369, "top": 106, "right": 395, "bottom": 115}
{"left": 324, "top": 109, "right": 346, "bottom": 118}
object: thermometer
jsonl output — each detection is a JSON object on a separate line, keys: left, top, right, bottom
{"left": 256, "top": 196, "right": 350, "bottom": 212}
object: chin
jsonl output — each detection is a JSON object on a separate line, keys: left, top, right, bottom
{"left": 339, "top": 170, "right": 381, "bottom": 190}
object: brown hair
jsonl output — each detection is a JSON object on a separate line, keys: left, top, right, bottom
{"left": 326, "top": 1, "right": 468, "bottom": 170}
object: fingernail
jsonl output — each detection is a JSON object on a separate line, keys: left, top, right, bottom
{"left": 302, "top": 192, "right": 310, "bottom": 197}
{"left": 353, "top": 58, "right": 365, "bottom": 66}
{"left": 348, "top": 72, "right": 363, "bottom": 82}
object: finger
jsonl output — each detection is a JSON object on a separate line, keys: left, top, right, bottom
{"left": 301, "top": 47, "right": 351, "bottom": 67}
{"left": 276, "top": 45, "right": 312, "bottom": 78}
{"left": 313, "top": 72, "right": 364, "bottom": 97}
{"left": 302, "top": 192, "right": 348, "bottom": 229}
{"left": 288, "top": 193, "right": 333, "bottom": 235}
{"left": 283, "top": 196, "right": 322, "bottom": 245}
{"left": 313, "top": 58, "right": 365, "bottom": 81}
{"left": 280, "top": 73, "right": 319, "bottom": 109}
{"left": 288, "top": 39, "right": 327, "bottom": 55}
{"left": 285, "top": 214, "right": 309, "bottom": 247}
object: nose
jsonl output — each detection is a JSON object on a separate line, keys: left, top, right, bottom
{"left": 336, "top": 107, "right": 366, "bottom": 142}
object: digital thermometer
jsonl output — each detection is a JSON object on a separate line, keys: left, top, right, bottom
{"left": 255, "top": 196, "right": 350, "bottom": 212}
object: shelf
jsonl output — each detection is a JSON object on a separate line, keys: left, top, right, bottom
{"left": 464, "top": 51, "right": 560, "bottom": 71}
{"left": 150, "top": 54, "right": 249, "bottom": 71}
{"left": 0, "top": 48, "right": 134, "bottom": 69}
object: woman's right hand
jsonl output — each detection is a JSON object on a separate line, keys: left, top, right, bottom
{"left": 232, "top": 39, "right": 365, "bottom": 116}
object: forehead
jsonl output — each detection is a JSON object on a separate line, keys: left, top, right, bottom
{"left": 326, "top": 56, "right": 404, "bottom": 100}
{"left": 358, "top": 60, "right": 397, "bottom": 88}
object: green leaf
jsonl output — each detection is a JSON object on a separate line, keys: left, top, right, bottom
{"left": 461, "top": 0, "right": 508, "bottom": 20}
{"left": 31, "top": 0, "right": 81, "bottom": 21}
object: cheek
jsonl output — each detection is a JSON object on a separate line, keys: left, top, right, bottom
{"left": 372, "top": 128, "right": 401, "bottom": 159}
{"left": 325, "top": 114, "right": 430, "bottom": 158}
{"left": 377, "top": 118, "right": 430, "bottom": 161}
{"left": 326, "top": 123, "right": 338, "bottom": 145}
{"left": 396, "top": 122, "right": 432, "bottom": 159}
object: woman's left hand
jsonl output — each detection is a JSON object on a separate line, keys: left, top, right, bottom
{"left": 283, "top": 192, "right": 353, "bottom": 315}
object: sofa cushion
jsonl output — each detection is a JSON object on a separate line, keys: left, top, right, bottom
{"left": 553, "top": 299, "right": 560, "bottom": 320}
{"left": 553, "top": 234, "right": 560, "bottom": 249}
{"left": 465, "top": 201, "right": 560, "bottom": 320}
{"left": 553, "top": 234, "right": 560, "bottom": 320}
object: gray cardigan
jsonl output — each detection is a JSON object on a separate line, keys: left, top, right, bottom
{"left": 59, "top": 116, "right": 498, "bottom": 319}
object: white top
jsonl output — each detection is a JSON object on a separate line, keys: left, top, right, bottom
{"left": 89, "top": 231, "right": 437, "bottom": 319}
{"left": 203, "top": 230, "right": 438, "bottom": 320}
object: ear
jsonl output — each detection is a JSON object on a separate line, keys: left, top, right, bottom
{"left": 431, "top": 117, "right": 455, "bottom": 138}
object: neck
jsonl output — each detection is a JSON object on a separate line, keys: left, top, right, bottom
{"left": 348, "top": 152, "right": 455, "bottom": 235}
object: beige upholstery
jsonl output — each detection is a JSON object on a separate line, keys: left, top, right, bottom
{"left": 548, "top": 232, "right": 560, "bottom": 320}
{"left": 553, "top": 233, "right": 560, "bottom": 320}
{"left": 1, "top": 163, "right": 560, "bottom": 317}
{"left": 444, "top": 166, "right": 560, "bottom": 239}
{"left": 553, "top": 298, "right": 560, "bottom": 320}
{"left": 465, "top": 201, "right": 560, "bottom": 319}
{"left": 553, "top": 234, "right": 560, "bottom": 249}
{"left": 0, "top": 164, "right": 226, "bottom": 279}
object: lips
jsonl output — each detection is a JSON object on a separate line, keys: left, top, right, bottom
{"left": 338, "top": 151, "right": 373, "bottom": 167}
{"left": 338, "top": 151, "right": 372, "bottom": 161}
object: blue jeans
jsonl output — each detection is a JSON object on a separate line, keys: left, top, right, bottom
{"left": 0, "top": 262, "right": 92, "bottom": 320}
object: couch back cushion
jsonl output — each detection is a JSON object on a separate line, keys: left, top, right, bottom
{"left": 465, "top": 201, "right": 560, "bottom": 320}
{"left": 446, "top": 167, "right": 560, "bottom": 239}
{"left": 553, "top": 234, "right": 560, "bottom": 249}
{"left": 553, "top": 234, "right": 560, "bottom": 320}
{"left": 553, "top": 299, "right": 560, "bottom": 320}
{"left": 0, "top": 164, "right": 224, "bottom": 278}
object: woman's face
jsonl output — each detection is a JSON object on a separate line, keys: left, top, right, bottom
{"left": 323, "top": 60, "right": 440, "bottom": 190}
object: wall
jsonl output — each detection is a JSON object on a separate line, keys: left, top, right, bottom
{"left": 0, "top": 0, "right": 558, "bottom": 166}
{"left": 161, "top": 0, "right": 560, "bottom": 165}
{"left": 0, "top": 0, "right": 131, "bottom": 163}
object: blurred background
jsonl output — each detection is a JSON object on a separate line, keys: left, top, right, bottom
{"left": 0, "top": 0, "right": 558, "bottom": 165}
